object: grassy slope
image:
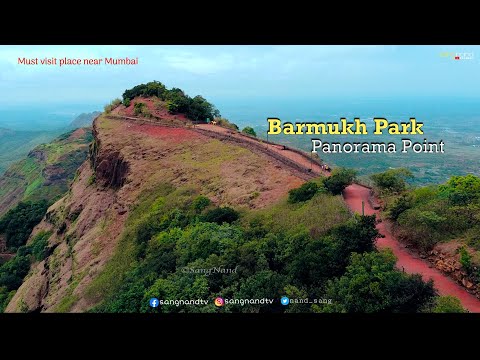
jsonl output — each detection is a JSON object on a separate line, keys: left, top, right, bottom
{"left": 0, "top": 128, "right": 93, "bottom": 216}
{"left": 0, "top": 130, "right": 64, "bottom": 175}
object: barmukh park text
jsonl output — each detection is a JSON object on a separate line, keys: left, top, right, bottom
{"left": 267, "top": 117, "right": 445, "bottom": 154}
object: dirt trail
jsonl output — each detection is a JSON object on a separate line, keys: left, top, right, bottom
{"left": 343, "top": 184, "right": 480, "bottom": 312}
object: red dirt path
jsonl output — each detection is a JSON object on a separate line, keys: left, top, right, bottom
{"left": 343, "top": 183, "right": 480, "bottom": 312}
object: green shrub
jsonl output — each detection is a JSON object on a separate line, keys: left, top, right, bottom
{"left": 439, "top": 174, "right": 480, "bottom": 205}
{"left": 388, "top": 194, "right": 413, "bottom": 220}
{"left": 288, "top": 182, "right": 319, "bottom": 203}
{"left": 201, "top": 207, "right": 239, "bottom": 224}
{"left": 87, "top": 174, "right": 96, "bottom": 186}
{"left": 216, "top": 118, "right": 239, "bottom": 130}
{"left": 242, "top": 126, "right": 257, "bottom": 137}
{"left": 432, "top": 296, "right": 466, "bottom": 313}
{"left": 397, "top": 209, "right": 446, "bottom": 250}
{"left": 104, "top": 98, "right": 122, "bottom": 114}
{"left": 323, "top": 167, "right": 357, "bottom": 195}
{"left": 134, "top": 103, "right": 146, "bottom": 116}
{"left": 0, "top": 200, "right": 50, "bottom": 250}
{"left": 29, "top": 230, "right": 52, "bottom": 261}
{"left": 322, "top": 250, "right": 436, "bottom": 313}
{"left": 0, "top": 251, "right": 31, "bottom": 291}
{"left": 192, "top": 195, "right": 211, "bottom": 213}
{"left": 371, "top": 168, "right": 413, "bottom": 194}
{"left": 459, "top": 246, "right": 472, "bottom": 273}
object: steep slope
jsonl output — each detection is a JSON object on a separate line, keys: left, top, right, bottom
{"left": 0, "top": 128, "right": 93, "bottom": 217}
{"left": 6, "top": 115, "right": 312, "bottom": 312}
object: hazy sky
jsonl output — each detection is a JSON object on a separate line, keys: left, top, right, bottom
{"left": 0, "top": 45, "right": 479, "bottom": 106}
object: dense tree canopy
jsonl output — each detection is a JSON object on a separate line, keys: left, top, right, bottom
{"left": 288, "top": 181, "right": 320, "bottom": 203}
{"left": 92, "top": 181, "right": 436, "bottom": 313}
{"left": 122, "top": 81, "right": 220, "bottom": 122}
{"left": 371, "top": 168, "right": 413, "bottom": 194}
{"left": 0, "top": 230, "right": 52, "bottom": 312}
{"left": 323, "top": 167, "right": 357, "bottom": 195}
{"left": 322, "top": 250, "right": 436, "bottom": 312}
{"left": 0, "top": 200, "right": 50, "bottom": 250}
{"left": 242, "top": 126, "right": 257, "bottom": 137}
{"left": 386, "top": 174, "right": 480, "bottom": 252}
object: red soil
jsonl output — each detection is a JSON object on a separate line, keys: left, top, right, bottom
{"left": 343, "top": 183, "right": 480, "bottom": 312}
{"left": 125, "top": 122, "right": 198, "bottom": 142}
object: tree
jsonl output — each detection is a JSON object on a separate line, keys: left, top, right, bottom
{"left": 459, "top": 246, "right": 472, "bottom": 273}
{"left": 432, "top": 296, "right": 467, "bottom": 313}
{"left": 439, "top": 174, "right": 480, "bottom": 205}
{"left": 397, "top": 209, "right": 446, "bottom": 250}
{"left": 235, "top": 270, "right": 285, "bottom": 312}
{"left": 288, "top": 181, "right": 319, "bottom": 203}
{"left": 242, "top": 126, "right": 257, "bottom": 137}
{"left": 322, "top": 250, "right": 436, "bottom": 313}
{"left": 201, "top": 207, "right": 239, "bottom": 224}
{"left": 192, "top": 195, "right": 211, "bottom": 213}
{"left": 134, "top": 102, "right": 146, "bottom": 116}
{"left": 329, "top": 214, "right": 380, "bottom": 254}
{"left": 216, "top": 118, "right": 239, "bottom": 130}
{"left": 371, "top": 168, "right": 413, "bottom": 194}
{"left": 122, "top": 81, "right": 218, "bottom": 122}
{"left": 323, "top": 167, "right": 357, "bottom": 195}
{"left": 0, "top": 250, "right": 31, "bottom": 291}
{"left": 388, "top": 194, "right": 413, "bottom": 220}
{"left": 0, "top": 200, "right": 50, "bottom": 250}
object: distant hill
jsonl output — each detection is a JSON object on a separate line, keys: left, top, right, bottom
{"left": 0, "top": 128, "right": 93, "bottom": 217}
{"left": 0, "top": 129, "right": 64, "bottom": 176}
{"left": 70, "top": 111, "right": 101, "bottom": 128}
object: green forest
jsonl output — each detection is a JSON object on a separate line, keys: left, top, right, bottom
{"left": 0, "top": 200, "right": 52, "bottom": 311}
{"left": 87, "top": 172, "right": 443, "bottom": 313}
{"left": 372, "top": 170, "right": 480, "bottom": 284}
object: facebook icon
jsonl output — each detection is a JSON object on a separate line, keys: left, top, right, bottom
{"left": 149, "top": 298, "right": 159, "bottom": 308}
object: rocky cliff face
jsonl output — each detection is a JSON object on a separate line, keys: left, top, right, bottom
{"left": 6, "top": 115, "right": 305, "bottom": 312}
{"left": 6, "top": 120, "right": 129, "bottom": 312}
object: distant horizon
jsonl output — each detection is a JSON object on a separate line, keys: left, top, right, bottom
{"left": 2, "top": 94, "right": 480, "bottom": 132}
{"left": 2, "top": 45, "right": 480, "bottom": 105}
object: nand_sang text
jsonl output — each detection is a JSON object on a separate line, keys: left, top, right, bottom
{"left": 311, "top": 139, "right": 444, "bottom": 154}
